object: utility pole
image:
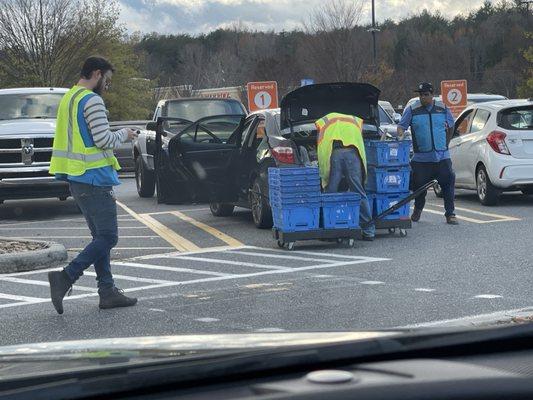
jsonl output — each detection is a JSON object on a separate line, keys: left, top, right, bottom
{"left": 367, "top": 0, "right": 380, "bottom": 68}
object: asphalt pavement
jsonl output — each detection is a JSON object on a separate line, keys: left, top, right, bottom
{"left": 0, "top": 176, "right": 531, "bottom": 346}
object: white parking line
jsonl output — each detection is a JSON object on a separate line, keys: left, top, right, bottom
{"left": 68, "top": 247, "right": 175, "bottom": 251}
{"left": 427, "top": 202, "right": 521, "bottom": 220}
{"left": 112, "top": 261, "right": 235, "bottom": 277}
{"left": 229, "top": 250, "right": 339, "bottom": 264}
{"left": 0, "top": 276, "right": 96, "bottom": 292}
{"left": 4, "top": 227, "right": 149, "bottom": 230}
{"left": 133, "top": 245, "right": 250, "bottom": 260}
{"left": 173, "top": 256, "right": 294, "bottom": 271}
{"left": 13, "top": 236, "right": 160, "bottom": 239}
{"left": 0, "top": 292, "right": 47, "bottom": 302}
{"left": 84, "top": 271, "right": 175, "bottom": 284}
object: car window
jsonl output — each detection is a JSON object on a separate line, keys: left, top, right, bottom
{"left": 240, "top": 118, "right": 256, "bottom": 147}
{"left": 378, "top": 106, "right": 393, "bottom": 124}
{"left": 499, "top": 106, "right": 533, "bottom": 130}
{"left": 178, "top": 115, "right": 244, "bottom": 143}
{"left": 166, "top": 100, "right": 245, "bottom": 121}
{"left": 455, "top": 109, "right": 475, "bottom": 136}
{"left": 470, "top": 109, "right": 491, "bottom": 133}
{"left": 0, "top": 93, "right": 64, "bottom": 120}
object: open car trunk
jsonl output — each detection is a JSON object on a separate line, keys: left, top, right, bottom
{"left": 278, "top": 82, "right": 382, "bottom": 165}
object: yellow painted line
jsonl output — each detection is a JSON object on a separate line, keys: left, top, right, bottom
{"left": 422, "top": 208, "right": 487, "bottom": 224}
{"left": 427, "top": 203, "right": 520, "bottom": 221}
{"left": 117, "top": 201, "right": 199, "bottom": 252}
{"left": 171, "top": 210, "right": 244, "bottom": 248}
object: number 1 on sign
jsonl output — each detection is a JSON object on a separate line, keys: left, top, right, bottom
{"left": 254, "top": 91, "right": 272, "bottom": 110}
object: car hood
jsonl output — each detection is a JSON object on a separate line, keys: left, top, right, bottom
{"left": 0, "top": 331, "right": 397, "bottom": 359}
{"left": 279, "top": 82, "right": 381, "bottom": 130}
{"left": 0, "top": 119, "right": 56, "bottom": 136}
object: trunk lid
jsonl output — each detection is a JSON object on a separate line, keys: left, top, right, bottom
{"left": 279, "top": 82, "right": 381, "bottom": 131}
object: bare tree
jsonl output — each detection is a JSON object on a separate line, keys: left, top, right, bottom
{"left": 0, "top": 0, "right": 121, "bottom": 87}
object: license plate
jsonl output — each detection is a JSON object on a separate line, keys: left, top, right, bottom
{"left": 386, "top": 175, "right": 399, "bottom": 185}
{"left": 390, "top": 148, "right": 398, "bottom": 157}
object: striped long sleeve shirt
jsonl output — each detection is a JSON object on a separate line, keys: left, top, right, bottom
{"left": 84, "top": 95, "right": 128, "bottom": 149}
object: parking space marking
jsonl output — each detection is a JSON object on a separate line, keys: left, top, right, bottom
{"left": 112, "top": 261, "right": 236, "bottom": 277}
{"left": 68, "top": 247, "right": 175, "bottom": 251}
{"left": 0, "top": 276, "right": 97, "bottom": 292}
{"left": 426, "top": 203, "right": 520, "bottom": 223}
{"left": 84, "top": 271, "right": 176, "bottom": 284}
{"left": 5, "top": 226, "right": 149, "bottom": 230}
{"left": 171, "top": 211, "right": 244, "bottom": 248}
{"left": 144, "top": 208, "right": 210, "bottom": 216}
{"left": 132, "top": 245, "right": 248, "bottom": 260}
{"left": 228, "top": 250, "right": 339, "bottom": 264}
{"left": 117, "top": 201, "right": 200, "bottom": 252}
{"left": 14, "top": 236, "right": 160, "bottom": 239}
{"left": 423, "top": 207, "right": 488, "bottom": 223}
{"left": 0, "top": 292, "right": 47, "bottom": 302}
{"left": 171, "top": 255, "right": 294, "bottom": 271}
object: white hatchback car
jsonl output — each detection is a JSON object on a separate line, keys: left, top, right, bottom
{"left": 436, "top": 99, "right": 533, "bottom": 205}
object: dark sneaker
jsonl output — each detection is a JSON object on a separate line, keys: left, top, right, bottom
{"left": 99, "top": 287, "right": 137, "bottom": 310}
{"left": 48, "top": 270, "right": 72, "bottom": 315}
{"left": 361, "top": 234, "right": 375, "bottom": 242}
{"left": 411, "top": 208, "right": 422, "bottom": 222}
{"left": 446, "top": 215, "right": 459, "bottom": 225}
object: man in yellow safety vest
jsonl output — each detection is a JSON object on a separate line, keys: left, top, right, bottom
{"left": 316, "top": 112, "right": 375, "bottom": 240}
{"left": 47, "top": 56, "right": 138, "bottom": 314}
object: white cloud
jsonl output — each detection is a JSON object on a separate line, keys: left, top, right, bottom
{"left": 118, "top": 0, "right": 497, "bottom": 35}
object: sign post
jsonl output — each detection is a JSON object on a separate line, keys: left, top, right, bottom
{"left": 441, "top": 79, "right": 468, "bottom": 118}
{"left": 246, "top": 81, "right": 279, "bottom": 112}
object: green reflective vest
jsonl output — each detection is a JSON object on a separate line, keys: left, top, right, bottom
{"left": 49, "top": 86, "right": 120, "bottom": 176}
{"left": 315, "top": 112, "right": 367, "bottom": 189}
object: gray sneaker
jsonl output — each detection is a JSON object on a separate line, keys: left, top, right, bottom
{"left": 48, "top": 270, "right": 72, "bottom": 315}
{"left": 99, "top": 287, "right": 138, "bottom": 310}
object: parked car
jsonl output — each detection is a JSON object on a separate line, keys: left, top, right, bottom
{"left": 151, "top": 82, "right": 383, "bottom": 228}
{"left": 133, "top": 98, "right": 247, "bottom": 198}
{"left": 405, "top": 93, "right": 508, "bottom": 111}
{"left": 433, "top": 99, "right": 533, "bottom": 205}
{"left": 109, "top": 120, "right": 150, "bottom": 172}
{"left": 0, "top": 87, "right": 70, "bottom": 204}
{"left": 379, "top": 100, "right": 401, "bottom": 123}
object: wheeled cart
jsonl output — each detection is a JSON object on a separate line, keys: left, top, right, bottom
{"left": 273, "top": 227, "right": 361, "bottom": 251}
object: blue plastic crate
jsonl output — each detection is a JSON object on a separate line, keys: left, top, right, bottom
{"left": 321, "top": 193, "right": 361, "bottom": 229}
{"left": 269, "top": 177, "right": 321, "bottom": 188}
{"left": 269, "top": 184, "right": 321, "bottom": 194}
{"left": 268, "top": 167, "right": 319, "bottom": 177}
{"left": 271, "top": 204, "right": 320, "bottom": 232}
{"left": 371, "top": 192, "right": 411, "bottom": 220}
{"left": 366, "top": 166, "right": 410, "bottom": 193}
{"left": 365, "top": 140, "right": 411, "bottom": 167}
{"left": 270, "top": 191, "right": 321, "bottom": 206}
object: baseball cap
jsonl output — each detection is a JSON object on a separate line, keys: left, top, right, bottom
{"left": 414, "top": 82, "right": 434, "bottom": 93}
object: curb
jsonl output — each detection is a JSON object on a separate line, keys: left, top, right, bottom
{"left": 0, "top": 237, "right": 67, "bottom": 274}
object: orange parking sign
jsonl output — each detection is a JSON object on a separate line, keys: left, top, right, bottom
{"left": 441, "top": 79, "right": 468, "bottom": 117}
{"left": 246, "top": 81, "right": 279, "bottom": 112}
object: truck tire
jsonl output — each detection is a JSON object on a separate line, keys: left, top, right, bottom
{"left": 135, "top": 156, "right": 155, "bottom": 198}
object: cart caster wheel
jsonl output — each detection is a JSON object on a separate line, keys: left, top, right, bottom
{"left": 286, "top": 242, "right": 295, "bottom": 251}
{"left": 399, "top": 229, "right": 407, "bottom": 237}
{"left": 348, "top": 238, "right": 356, "bottom": 248}
{"left": 388, "top": 228, "right": 396, "bottom": 235}
{"left": 277, "top": 240, "right": 284, "bottom": 248}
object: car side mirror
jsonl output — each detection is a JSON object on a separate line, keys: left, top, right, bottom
{"left": 146, "top": 121, "right": 157, "bottom": 131}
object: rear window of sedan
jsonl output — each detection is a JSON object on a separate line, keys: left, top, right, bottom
{"left": 498, "top": 106, "right": 533, "bottom": 130}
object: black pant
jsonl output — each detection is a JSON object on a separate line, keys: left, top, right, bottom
{"left": 411, "top": 159, "right": 456, "bottom": 217}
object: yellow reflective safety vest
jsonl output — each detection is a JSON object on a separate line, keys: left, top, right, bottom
{"left": 315, "top": 112, "right": 367, "bottom": 189}
{"left": 49, "top": 86, "right": 120, "bottom": 176}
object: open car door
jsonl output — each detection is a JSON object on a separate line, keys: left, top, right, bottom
{"left": 154, "top": 115, "right": 246, "bottom": 204}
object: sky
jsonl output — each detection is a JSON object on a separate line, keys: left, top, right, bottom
{"left": 118, "top": 0, "right": 498, "bottom": 35}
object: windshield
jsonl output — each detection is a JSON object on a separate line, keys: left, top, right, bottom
{"left": 0, "top": 93, "right": 64, "bottom": 120}
{"left": 166, "top": 100, "right": 245, "bottom": 121}
{"left": 0, "top": 0, "right": 531, "bottom": 394}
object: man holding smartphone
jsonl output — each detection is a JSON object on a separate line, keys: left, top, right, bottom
{"left": 48, "top": 56, "right": 139, "bottom": 314}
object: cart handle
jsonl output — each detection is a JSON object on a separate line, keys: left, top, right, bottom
{"left": 362, "top": 179, "right": 438, "bottom": 228}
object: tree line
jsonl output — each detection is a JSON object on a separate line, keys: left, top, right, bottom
{"left": 0, "top": 0, "right": 531, "bottom": 121}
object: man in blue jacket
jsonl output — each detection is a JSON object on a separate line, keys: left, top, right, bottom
{"left": 397, "top": 82, "right": 458, "bottom": 225}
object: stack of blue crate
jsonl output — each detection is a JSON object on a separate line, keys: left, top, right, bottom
{"left": 268, "top": 167, "right": 321, "bottom": 232}
{"left": 365, "top": 140, "right": 412, "bottom": 220}
{"left": 321, "top": 192, "right": 361, "bottom": 229}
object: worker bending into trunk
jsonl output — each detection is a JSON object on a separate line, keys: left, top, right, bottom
{"left": 316, "top": 113, "right": 375, "bottom": 241}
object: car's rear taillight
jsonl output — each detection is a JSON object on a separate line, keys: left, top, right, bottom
{"left": 486, "top": 131, "right": 510, "bottom": 155}
{"left": 272, "top": 146, "right": 295, "bottom": 164}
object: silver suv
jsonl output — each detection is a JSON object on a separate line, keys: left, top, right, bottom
{"left": 0, "top": 87, "right": 70, "bottom": 204}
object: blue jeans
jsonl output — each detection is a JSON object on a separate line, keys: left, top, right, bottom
{"left": 411, "top": 159, "right": 456, "bottom": 217}
{"left": 64, "top": 181, "right": 117, "bottom": 291}
{"left": 326, "top": 148, "right": 375, "bottom": 237}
